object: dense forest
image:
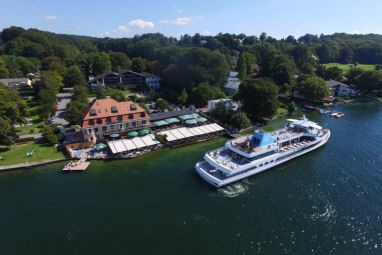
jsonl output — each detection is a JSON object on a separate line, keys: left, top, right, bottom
{"left": 1, "top": 26, "right": 382, "bottom": 136}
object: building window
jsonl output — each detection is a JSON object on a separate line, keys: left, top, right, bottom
{"left": 106, "top": 117, "right": 111, "bottom": 123}
{"left": 117, "top": 115, "right": 123, "bottom": 122}
{"left": 140, "top": 112, "right": 145, "bottom": 117}
{"left": 94, "top": 127, "right": 99, "bottom": 133}
{"left": 128, "top": 114, "right": 133, "bottom": 119}
{"left": 142, "top": 120, "right": 147, "bottom": 125}
{"left": 90, "top": 109, "right": 97, "bottom": 116}
{"left": 102, "top": 126, "right": 107, "bottom": 131}
{"left": 111, "top": 106, "right": 118, "bottom": 113}
{"left": 132, "top": 121, "right": 136, "bottom": 127}
{"left": 88, "top": 119, "right": 94, "bottom": 125}
{"left": 125, "top": 123, "right": 129, "bottom": 128}
{"left": 111, "top": 125, "right": 114, "bottom": 130}
{"left": 97, "top": 118, "right": 102, "bottom": 124}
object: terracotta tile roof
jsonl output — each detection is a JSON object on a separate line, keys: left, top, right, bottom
{"left": 81, "top": 99, "right": 147, "bottom": 128}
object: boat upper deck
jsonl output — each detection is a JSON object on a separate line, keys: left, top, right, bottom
{"left": 226, "top": 128, "right": 305, "bottom": 158}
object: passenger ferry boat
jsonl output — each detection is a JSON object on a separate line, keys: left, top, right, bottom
{"left": 195, "top": 116, "right": 330, "bottom": 187}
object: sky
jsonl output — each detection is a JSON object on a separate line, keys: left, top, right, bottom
{"left": 1, "top": 0, "right": 382, "bottom": 39}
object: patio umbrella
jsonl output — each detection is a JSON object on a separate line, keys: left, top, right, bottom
{"left": 138, "top": 129, "right": 150, "bottom": 136}
{"left": 164, "top": 118, "right": 180, "bottom": 124}
{"left": 179, "top": 114, "right": 193, "bottom": 120}
{"left": 127, "top": 131, "right": 139, "bottom": 137}
{"left": 185, "top": 119, "right": 197, "bottom": 125}
{"left": 196, "top": 117, "right": 207, "bottom": 123}
{"left": 93, "top": 143, "right": 107, "bottom": 151}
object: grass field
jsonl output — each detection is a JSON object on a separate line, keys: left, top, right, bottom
{"left": 16, "top": 97, "right": 45, "bottom": 135}
{"left": 323, "top": 63, "right": 376, "bottom": 72}
{"left": 0, "top": 142, "right": 65, "bottom": 166}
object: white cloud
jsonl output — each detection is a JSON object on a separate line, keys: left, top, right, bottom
{"left": 128, "top": 19, "right": 155, "bottom": 29}
{"left": 106, "top": 19, "right": 155, "bottom": 37}
{"left": 114, "top": 25, "right": 131, "bottom": 33}
{"left": 173, "top": 6, "right": 184, "bottom": 13}
{"left": 160, "top": 16, "right": 203, "bottom": 26}
{"left": 43, "top": 15, "right": 57, "bottom": 21}
{"left": 202, "top": 30, "right": 211, "bottom": 36}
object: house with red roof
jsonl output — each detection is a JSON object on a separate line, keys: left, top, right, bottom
{"left": 80, "top": 98, "right": 150, "bottom": 141}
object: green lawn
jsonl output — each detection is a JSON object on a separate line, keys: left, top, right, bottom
{"left": 16, "top": 98, "right": 45, "bottom": 134}
{"left": 0, "top": 142, "right": 65, "bottom": 166}
{"left": 323, "top": 63, "right": 376, "bottom": 72}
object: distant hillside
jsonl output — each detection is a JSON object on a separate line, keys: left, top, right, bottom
{"left": 1, "top": 26, "right": 382, "bottom": 92}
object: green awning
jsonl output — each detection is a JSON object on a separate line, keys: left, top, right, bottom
{"left": 179, "top": 114, "right": 193, "bottom": 120}
{"left": 138, "top": 129, "right": 150, "bottom": 135}
{"left": 127, "top": 131, "right": 138, "bottom": 137}
{"left": 154, "top": 120, "right": 169, "bottom": 126}
{"left": 190, "top": 113, "right": 199, "bottom": 118}
{"left": 196, "top": 117, "right": 207, "bottom": 123}
{"left": 185, "top": 119, "right": 198, "bottom": 125}
{"left": 164, "top": 118, "right": 180, "bottom": 124}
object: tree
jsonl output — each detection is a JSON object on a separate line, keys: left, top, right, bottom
{"left": 260, "top": 32, "right": 268, "bottom": 42}
{"left": 324, "top": 66, "right": 343, "bottom": 81}
{"left": 110, "top": 89, "right": 126, "bottom": 102}
{"left": 84, "top": 52, "right": 112, "bottom": 76}
{"left": 65, "top": 84, "right": 89, "bottom": 124}
{"left": 189, "top": 82, "right": 226, "bottom": 107}
{"left": 230, "top": 111, "right": 251, "bottom": 129}
{"left": 95, "top": 84, "right": 106, "bottom": 99}
{"left": 0, "top": 117, "right": 16, "bottom": 148}
{"left": 297, "top": 76, "right": 330, "bottom": 100}
{"left": 66, "top": 100, "right": 87, "bottom": 124}
{"left": 162, "top": 48, "right": 229, "bottom": 92}
{"left": 64, "top": 65, "right": 85, "bottom": 87}
{"left": 353, "top": 70, "right": 382, "bottom": 92}
{"left": 237, "top": 52, "right": 256, "bottom": 80}
{"left": 0, "top": 83, "right": 27, "bottom": 124}
{"left": 291, "top": 44, "right": 316, "bottom": 68}
{"left": 42, "top": 125, "right": 60, "bottom": 145}
{"left": 346, "top": 67, "right": 364, "bottom": 85}
{"left": 339, "top": 46, "right": 353, "bottom": 64}
{"left": 109, "top": 52, "right": 132, "bottom": 72}
{"left": 177, "top": 88, "right": 188, "bottom": 105}
{"left": 156, "top": 98, "right": 170, "bottom": 111}
{"left": 131, "top": 57, "right": 147, "bottom": 72}
{"left": 238, "top": 78, "right": 279, "bottom": 120}
{"left": 1, "top": 26, "right": 25, "bottom": 43}
{"left": 210, "top": 101, "right": 231, "bottom": 123}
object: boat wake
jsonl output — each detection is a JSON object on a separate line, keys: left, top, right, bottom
{"left": 310, "top": 199, "right": 336, "bottom": 222}
{"left": 218, "top": 183, "right": 248, "bottom": 198}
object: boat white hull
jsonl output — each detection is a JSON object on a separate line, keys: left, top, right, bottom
{"left": 195, "top": 130, "right": 330, "bottom": 187}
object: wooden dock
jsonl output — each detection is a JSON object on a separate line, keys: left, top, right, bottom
{"left": 62, "top": 159, "right": 90, "bottom": 171}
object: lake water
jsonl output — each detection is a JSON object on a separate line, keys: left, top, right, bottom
{"left": 1, "top": 101, "right": 382, "bottom": 254}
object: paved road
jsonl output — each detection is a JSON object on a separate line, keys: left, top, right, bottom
{"left": 51, "top": 92, "right": 73, "bottom": 126}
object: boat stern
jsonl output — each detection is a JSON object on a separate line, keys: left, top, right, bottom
{"left": 195, "top": 161, "right": 223, "bottom": 187}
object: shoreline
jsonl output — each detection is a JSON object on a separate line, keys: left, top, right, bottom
{"left": 0, "top": 158, "right": 70, "bottom": 172}
{"left": 0, "top": 134, "right": 226, "bottom": 171}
